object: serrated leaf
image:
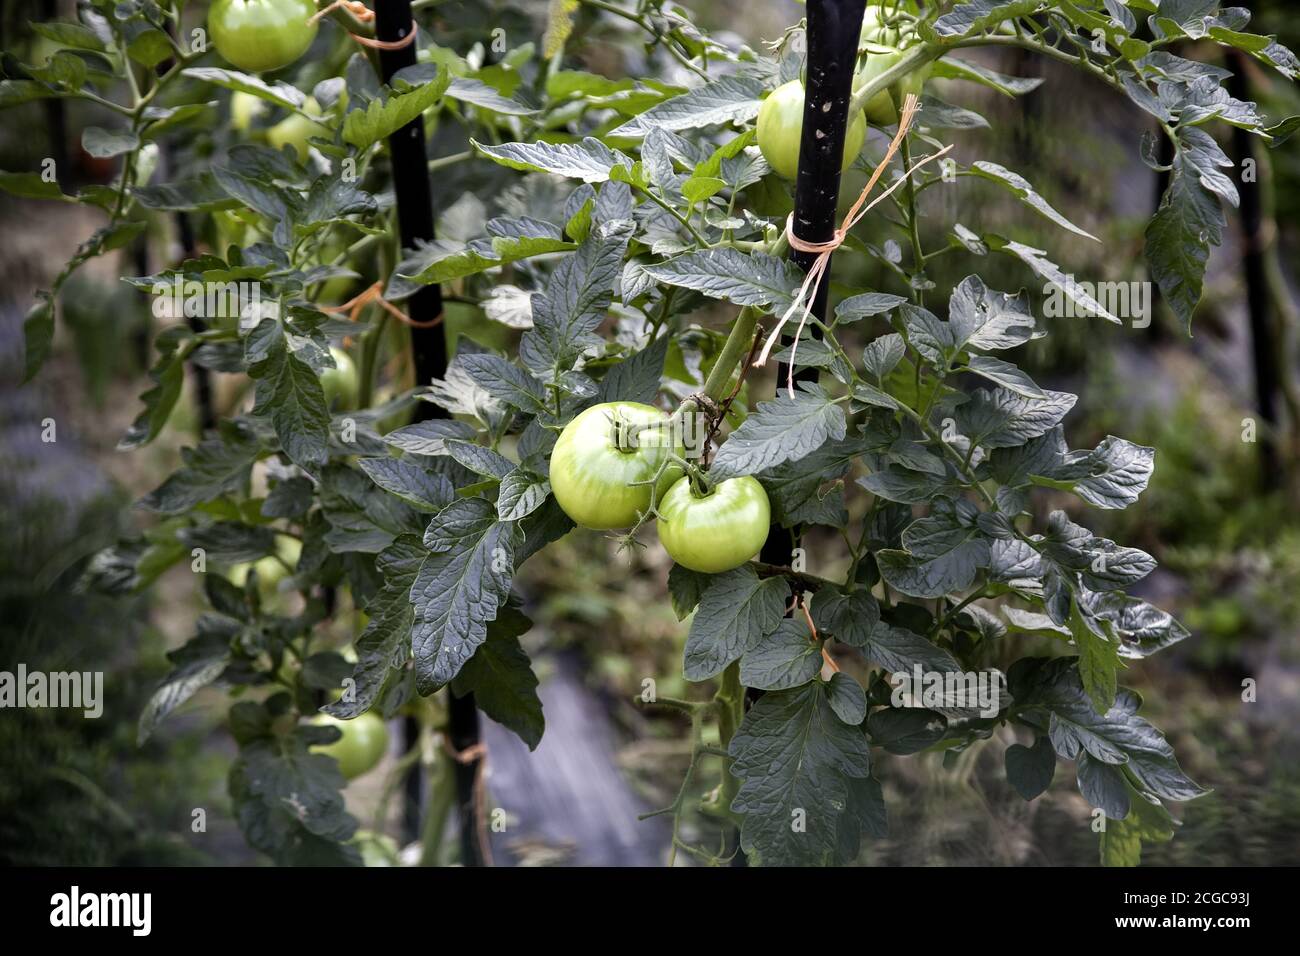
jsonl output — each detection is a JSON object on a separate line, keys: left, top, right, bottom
{"left": 970, "top": 161, "right": 1098, "bottom": 240}
{"left": 324, "top": 535, "right": 425, "bottom": 719}
{"left": 343, "top": 69, "right": 451, "bottom": 152}
{"left": 711, "top": 383, "right": 847, "bottom": 479}
{"left": 358, "top": 457, "right": 455, "bottom": 512}
{"left": 246, "top": 320, "right": 330, "bottom": 473}
{"left": 181, "top": 67, "right": 305, "bottom": 110}
{"left": 642, "top": 248, "right": 804, "bottom": 313}
{"left": 611, "top": 75, "right": 765, "bottom": 136}
{"left": 410, "top": 498, "right": 522, "bottom": 691}
{"left": 596, "top": 334, "right": 669, "bottom": 404}
{"left": 740, "top": 618, "right": 823, "bottom": 691}
{"left": 473, "top": 136, "right": 633, "bottom": 183}
{"left": 497, "top": 470, "right": 550, "bottom": 521}
{"left": 729, "top": 682, "right": 872, "bottom": 866}
{"left": 451, "top": 605, "right": 544, "bottom": 749}
{"left": 683, "top": 566, "right": 790, "bottom": 681}
{"left": 1009, "top": 656, "right": 1209, "bottom": 804}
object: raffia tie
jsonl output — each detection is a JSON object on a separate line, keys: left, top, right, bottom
{"left": 440, "top": 734, "right": 494, "bottom": 867}
{"left": 309, "top": 1, "right": 420, "bottom": 50}
{"left": 754, "top": 93, "right": 954, "bottom": 397}
{"left": 321, "top": 280, "right": 442, "bottom": 328}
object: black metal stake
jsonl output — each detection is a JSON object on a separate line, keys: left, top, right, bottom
{"left": 763, "top": 0, "right": 865, "bottom": 577}
{"left": 746, "top": 0, "right": 867, "bottom": 865}
{"left": 374, "top": 0, "right": 484, "bottom": 866}
{"left": 1228, "top": 51, "right": 1280, "bottom": 490}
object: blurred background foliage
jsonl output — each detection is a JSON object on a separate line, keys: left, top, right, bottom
{"left": 1, "top": 0, "right": 1298, "bottom": 866}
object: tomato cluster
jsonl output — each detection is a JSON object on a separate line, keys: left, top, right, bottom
{"left": 550, "top": 403, "right": 771, "bottom": 574}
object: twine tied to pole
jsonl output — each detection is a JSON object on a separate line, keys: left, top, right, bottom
{"left": 754, "top": 93, "right": 954, "bottom": 396}
{"left": 310, "top": 1, "right": 420, "bottom": 50}
{"left": 440, "top": 734, "right": 493, "bottom": 867}
{"left": 321, "top": 280, "right": 442, "bottom": 328}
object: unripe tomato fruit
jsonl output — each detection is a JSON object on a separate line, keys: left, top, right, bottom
{"left": 854, "top": 51, "right": 932, "bottom": 126}
{"left": 310, "top": 712, "right": 389, "bottom": 780}
{"left": 321, "top": 346, "right": 359, "bottom": 409}
{"left": 208, "top": 0, "right": 318, "bottom": 74}
{"left": 757, "top": 80, "right": 868, "bottom": 180}
{"left": 267, "top": 96, "right": 329, "bottom": 161}
{"left": 549, "top": 402, "right": 684, "bottom": 531}
{"left": 656, "top": 475, "right": 771, "bottom": 574}
{"left": 230, "top": 91, "right": 267, "bottom": 131}
{"left": 229, "top": 534, "right": 302, "bottom": 591}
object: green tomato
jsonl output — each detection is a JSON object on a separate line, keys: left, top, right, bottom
{"left": 757, "top": 80, "right": 868, "bottom": 181}
{"left": 656, "top": 475, "right": 771, "bottom": 574}
{"left": 231, "top": 91, "right": 267, "bottom": 131}
{"left": 228, "top": 534, "right": 302, "bottom": 590}
{"left": 208, "top": 0, "right": 318, "bottom": 74}
{"left": 860, "top": 1, "right": 919, "bottom": 48}
{"left": 549, "top": 402, "right": 684, "bottom": 531}
{"left": 352, "top": 829, "right": 401, "bottom": 867}
{"left": 321, "top": 346, "right": 359, "bottom": 409}
{"left": 854, "top": 50, "right": 932, "bottom": 126}
{"left": 310, "top": 712, "right": 389, "bottom": 780}
{"left": 856, "top": 48, "right": 906, "bottom": 125}
{"left": 267, "top": 96, "right": 328, "bottom": 161}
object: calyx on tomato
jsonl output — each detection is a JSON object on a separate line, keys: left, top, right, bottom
{"left": 550, "top": 402, "right": 684, "bottom": 531}
{"left": 208, "top": 0, "right": 319, "bottom": 74}
{"left": 757, "top": 80, "right": 868, "bottom": 181}
{"left": 656, "top": 474, "right": 771, "bottom": 574}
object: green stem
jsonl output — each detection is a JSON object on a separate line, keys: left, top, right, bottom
{"left": 900, "top": 133, "right": 925, "bottom": 305}
{"left": 848, "top": 43, "right": 937, "bottom": 117}
{"left": 713, "top": 662, "right": 744, "bottom": 817}
{"left": 419, "top": 751, "right": 457, "bottom": 866}
{"left": 701, "top": 307, "right": 758, "bottom": 402}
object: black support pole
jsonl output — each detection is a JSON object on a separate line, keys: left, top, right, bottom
{"left": 374, "top": 1, "right": 483, "bottom": 865}
{"left": 1228, "top": 51, "right": 1280, "bottom": 490}
{"left": 744, "top": 0, "right": 867, "bottom": 866}
{"left": 761, "top": 0, "right": 866, "bottom": 562}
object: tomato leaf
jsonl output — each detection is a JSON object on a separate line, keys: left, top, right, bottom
{"left": 729, "top": 681, "right": 873, "bottom": 866}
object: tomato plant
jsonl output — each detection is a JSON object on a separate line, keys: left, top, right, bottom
{"left": 5, "top": 0, "right": 1297, "bottom": 869}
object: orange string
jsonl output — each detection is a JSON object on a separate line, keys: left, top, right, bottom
{"left": 440, "top": 734, "right": 494, "bottom": 867}
{"left": 309, "top": 1, "right": 419, "bottom": 51}
{"left": 754, "top": 93, "right": 954, "bottom": 396}
{"left": 321, "top": 280, "right": 443, "bottom": 329}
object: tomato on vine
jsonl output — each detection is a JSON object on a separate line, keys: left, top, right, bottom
{"left": 656, "top": 475, "right": 770, "bottom": 574}
{"left": 321, "top": 346, "right": 359, "bottom": 409}
{"left": 549, "top": 402, "right": 684, "bottom": 530}
{"left": 208, "top": 0, "right": 319, "bottom": 74}
{"left": 757, "top": 80, "right": 868, "bottom": 180}
{"left": 267, "top": 96, "right": 330, "bottom": 161}
{"left": 310, "top": 713, "right": 388, "bottom": 780}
